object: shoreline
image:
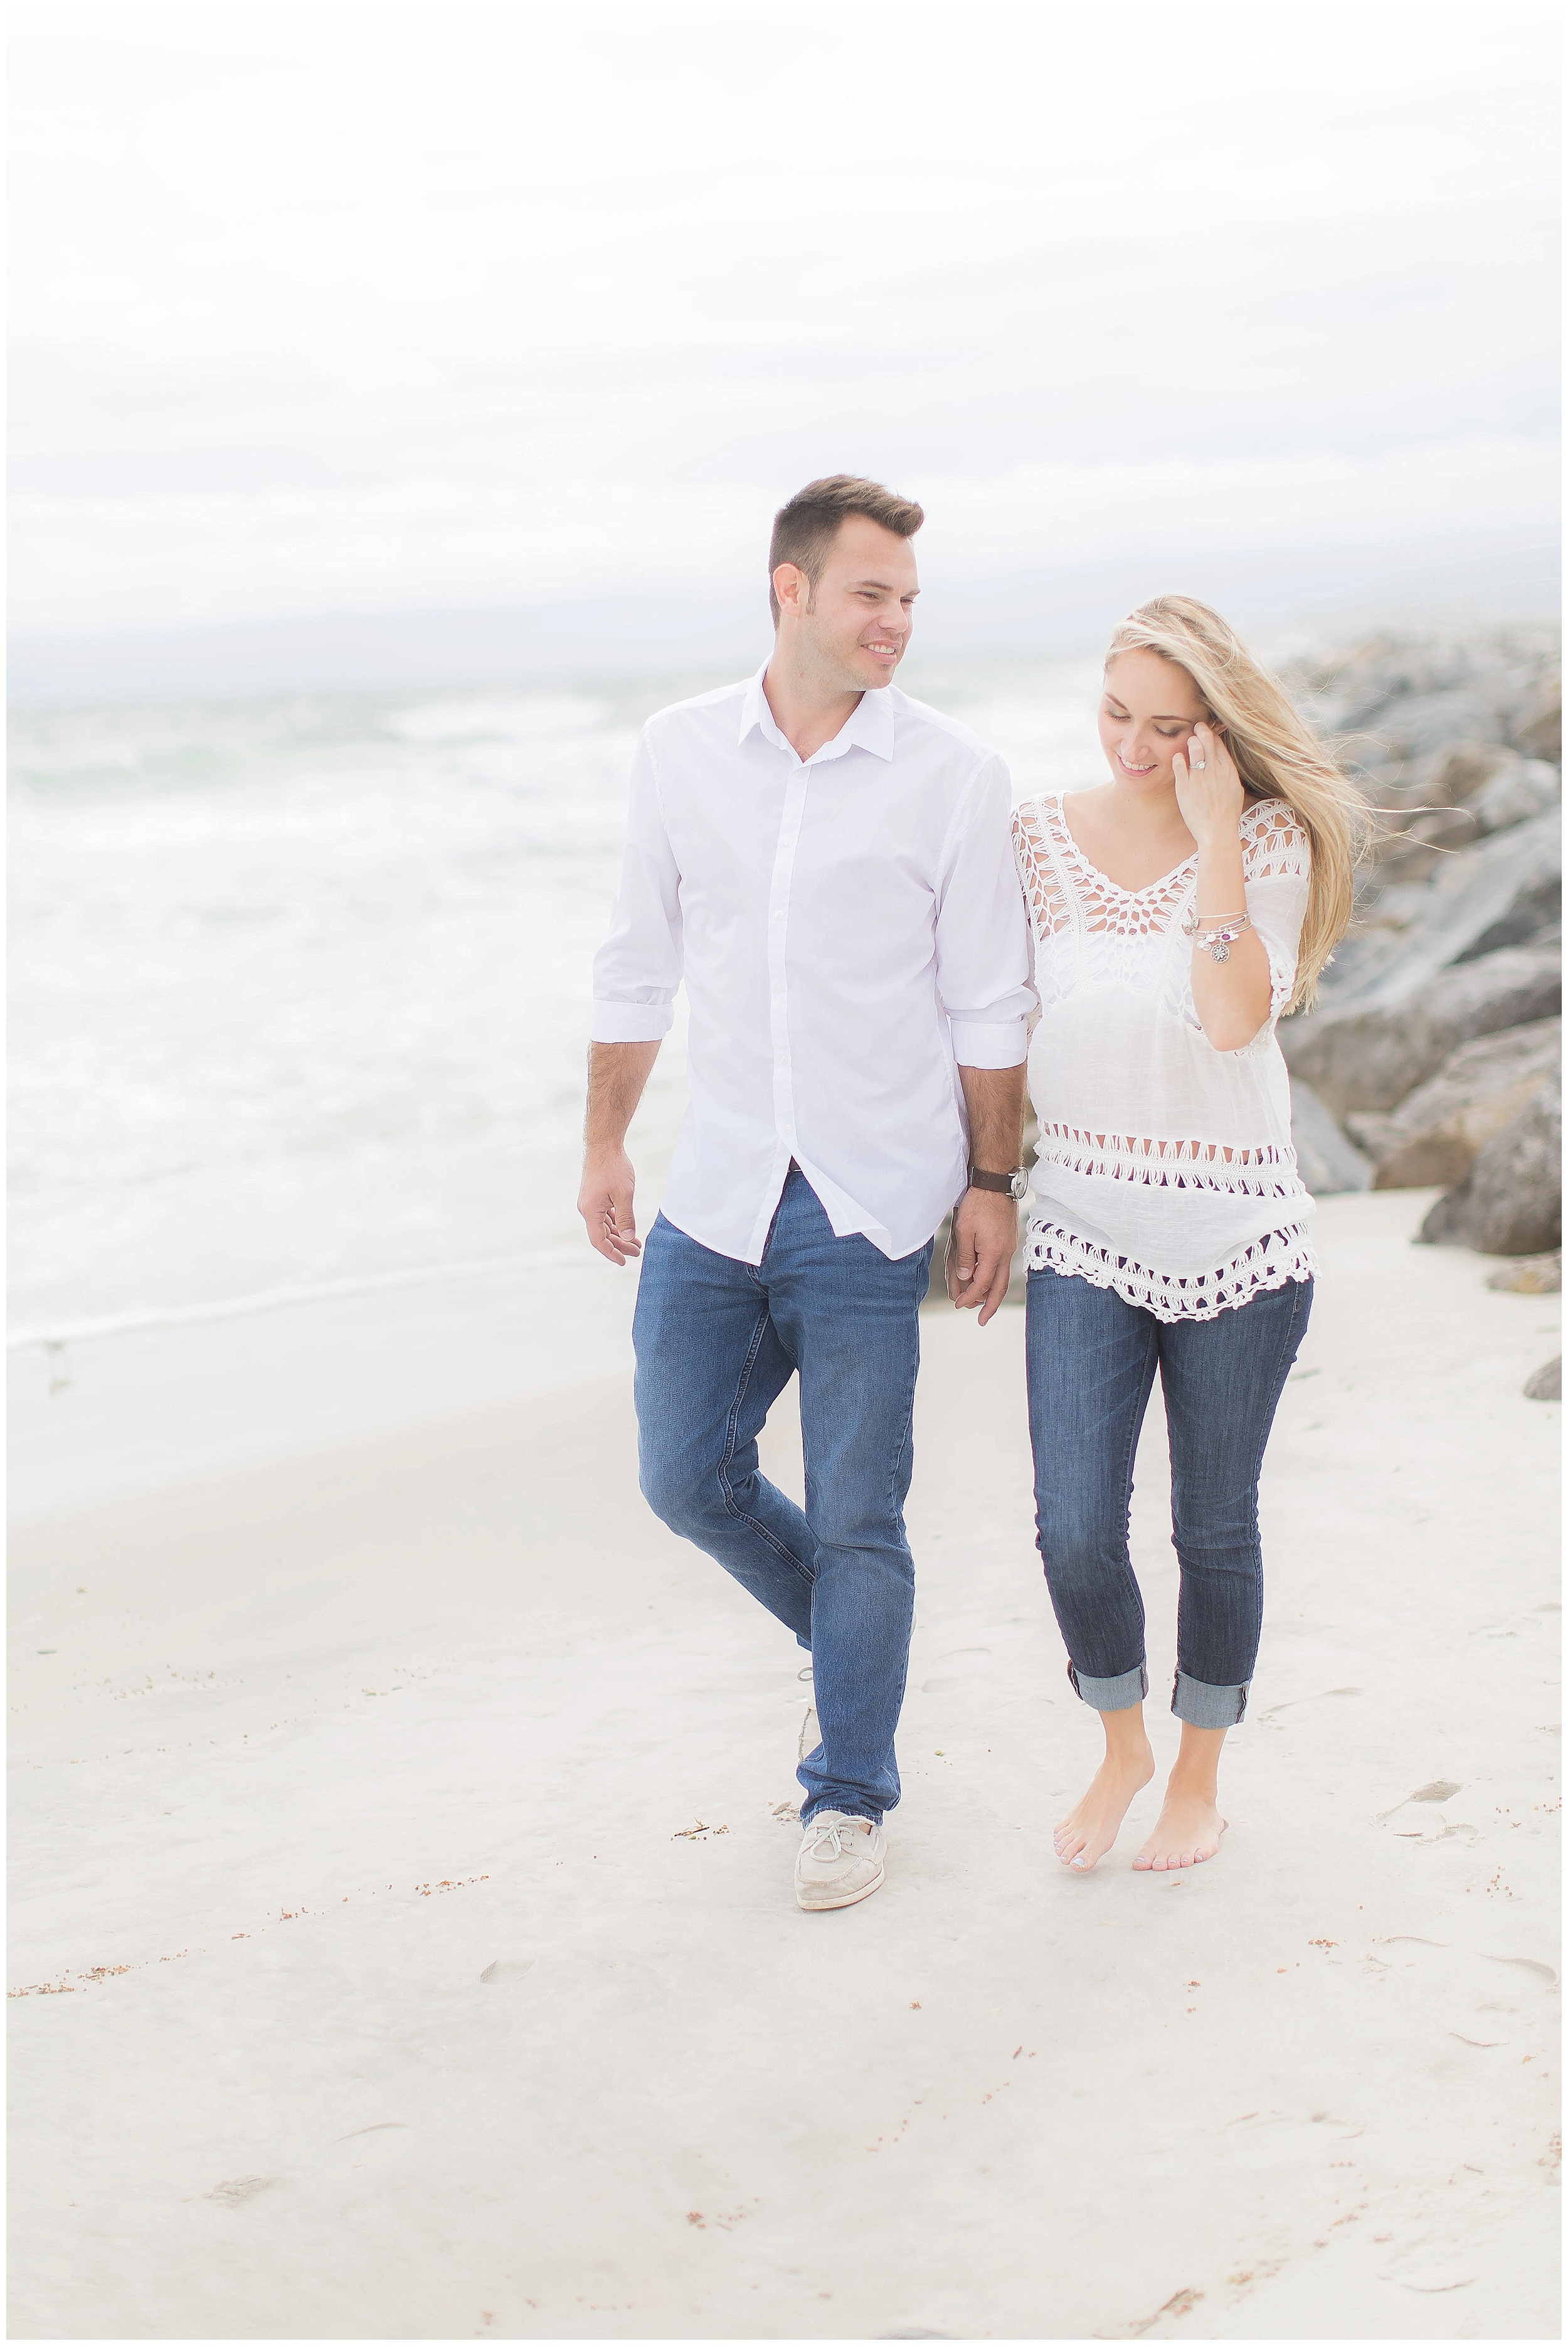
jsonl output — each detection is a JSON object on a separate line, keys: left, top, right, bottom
{"left": 9, "top": 1190, "right": 1560, "bottom": 2338}
{"left": 8, "top": 1249, "right": 642, "bottom": 1522}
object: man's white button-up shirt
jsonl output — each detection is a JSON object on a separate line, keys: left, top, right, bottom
{"left": 590, "top": 664, "right": 1034, "bottom": 1264}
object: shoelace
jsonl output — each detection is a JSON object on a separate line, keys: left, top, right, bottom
{"left": 804, "top": 1816, "right": 868, "bottom": 1862}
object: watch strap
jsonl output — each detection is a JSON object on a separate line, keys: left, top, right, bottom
{"left": 968, "top": 1165, "right": 1023, "bottom": 1194}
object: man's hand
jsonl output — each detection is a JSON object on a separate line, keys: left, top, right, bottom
{"left": 579, "top": 1040, "right": 660, "bottom": 1264}
{"left": 945, "top": 1187, "right": 1019, "bottom": 1325}
{"left": 578, "top": 1144, "right": 642, "bottom": 1265}
{"left": 950, "top": 1061, "right": 1025, "bottom": 1323}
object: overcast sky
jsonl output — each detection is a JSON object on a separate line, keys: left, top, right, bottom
{"left": 9, "top": 0, "right": 1560, "bottom": 644}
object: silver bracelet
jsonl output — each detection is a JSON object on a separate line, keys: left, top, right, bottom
{"left": 1184, "top": 910, "right": 1253, "bottom": 963}
{"left": 1180, "top": 906, "right": 1248, "bottom": 937}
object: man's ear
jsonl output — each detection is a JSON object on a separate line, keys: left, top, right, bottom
{"left": 772, "top": 561, "right": 808, "bottom": 620}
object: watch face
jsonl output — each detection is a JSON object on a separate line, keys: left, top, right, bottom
{"left": 1010, "top": 1170, "right": 1029, "bottom": 1201}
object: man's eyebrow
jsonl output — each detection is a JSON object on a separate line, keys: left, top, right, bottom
{"left": 849, "top": 575, "right": 920, "bottom": 596}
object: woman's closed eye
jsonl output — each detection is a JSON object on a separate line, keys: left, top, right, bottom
{"left": 1103, "top": 699, "right": 1191, "bottom": 741}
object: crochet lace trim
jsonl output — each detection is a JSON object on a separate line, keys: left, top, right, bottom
{"left": 1025, "top": 1218, "right": 1318, "bottom": 1324}
{"left": 1012, "top": 794, "right": 1310, "bottom": 943}
{"left": 1012, "top": 792, "right": 1310, "bottom": 1027}
{"left": 1034, "top": 1122, "right": 1305, "bottom": 1198}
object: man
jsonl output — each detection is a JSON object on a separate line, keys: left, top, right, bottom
{"left": 578, "top": 475, "right": 1031, "bottom": 1912}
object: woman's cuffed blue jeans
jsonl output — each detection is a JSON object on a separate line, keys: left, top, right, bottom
{"left": 632, "top": 1169, "right": 933, "bottom": 1824}
{"left": 1025, "top": 1265, "right": 1312, "bottom": 1729}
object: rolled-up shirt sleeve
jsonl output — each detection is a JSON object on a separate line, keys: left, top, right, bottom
{"left": 936, "top": 756, "right": 1036, "bottom": 1067}
{"left": 590, "top": 728, "right": 684, "bottom": 1042}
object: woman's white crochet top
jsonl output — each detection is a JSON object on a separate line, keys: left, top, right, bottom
{"left": 1012, "top": 791, "right": 1318, "bottom": 1322}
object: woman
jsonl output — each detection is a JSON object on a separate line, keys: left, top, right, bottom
{"left": 1013, "top": 596, "right": 1367, "bottom": 1874}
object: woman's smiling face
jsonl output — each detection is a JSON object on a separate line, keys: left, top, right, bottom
{"left": 1098, "top": 648, "right": 1209, "bottom": 792}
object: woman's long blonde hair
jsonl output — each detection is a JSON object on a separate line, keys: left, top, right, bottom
{"left": 1105, "top": 595, "right": 1371, "bottom": 1012}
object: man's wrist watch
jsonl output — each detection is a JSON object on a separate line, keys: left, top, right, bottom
{"left": 968, "top": 1164, "right": 1029, "bottom": 1201}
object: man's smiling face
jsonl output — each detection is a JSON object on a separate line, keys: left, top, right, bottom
{"left": 780, "top": 514, "right": 919, "bottom": 691}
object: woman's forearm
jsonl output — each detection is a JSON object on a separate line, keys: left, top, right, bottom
{"left": 1188, "top": 831, "right": 1272, "bottom": 1051}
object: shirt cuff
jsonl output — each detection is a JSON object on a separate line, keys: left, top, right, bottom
{"left": 589, "top": 999, "right": 675, "bottom": 1043}
{"left": 950, "top": 1018, "right": 1029, "bottom": 1069}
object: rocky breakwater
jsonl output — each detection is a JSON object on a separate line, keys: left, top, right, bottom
{"left": 1277, "top": 625, "right": 1560, "bottom": 1389}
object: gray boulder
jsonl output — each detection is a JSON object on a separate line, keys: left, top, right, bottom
{"left": 1310, "top": 807, "right": 1562, "bottom": 1009}
{"left": 1300, "top": 635, "right": 1549, "bottom": 735}
{"left": 1289, "top": 1078, "right": 1373, "bottom": 1195}
{"left": 1368, "top": 808, "right": 1484, "bottom": 888}
{"left": 1515, "top": 686, "right": 1562, "bottom": 762}
{"left": 1362, "top": 748, "right": 1560, "bottom": 881}
{"left": 1418, "top": 1079, "right": 1562, "bottom": 1255}
{"left": 1468, "top": 756, "right": 1561, "bottom": 836}
{"left": 1347, "top": 1019, "right": 1561, "bottom": 1189}
{"left": 1372, "top": 689, "right": 1510, "bottom": 760}
{"left": 1523, "top": 1356, "right": 1562, "bottom": 1401}
{"left": 1281, "top": 942, "right": 1561, "bottom": 1115}
{"left": 1428, "top": 742, "right": 1525, "bottom": 803}
{"left": 1301, "top": 632, "right": 1559, "bottom": 744}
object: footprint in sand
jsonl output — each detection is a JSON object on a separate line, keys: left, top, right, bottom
{"left": 479, "top": 1960, "right": 535, "bottom": 1984}
{"left": 1256, "top": 1687, "right": 1361, "bottom": 1726}
{"left": 1382, "top": 2259, "right": 1477, "bottom": 2293}
{"left": 1378, "top": 1778, "right": 1462, "bottom": 1823}
{"left": 919, "top": 1647, "right": 992, "bottom": 1695}
{"left": 206, "top": 2175, "right": 277, "bottom": 2206}
{"left": 1482, "top": 1954, "right": 1559, "bottom": 1987}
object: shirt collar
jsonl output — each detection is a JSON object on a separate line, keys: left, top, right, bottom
{"left": 739, "top": 661, "right": 897, "bottom": 764}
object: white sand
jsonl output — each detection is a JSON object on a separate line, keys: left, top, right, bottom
{"left": 8, "top": 1191, "right": 1560, "bottom": 2340}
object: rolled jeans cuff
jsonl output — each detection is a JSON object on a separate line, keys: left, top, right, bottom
{"left": 1172, "top": 1670, "right": 1249, "bottom": 1728}
{"left": 1067, "top": 1660, "right": 1148, "bottom": 1712}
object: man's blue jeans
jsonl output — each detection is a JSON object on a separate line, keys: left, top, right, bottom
{"left": 632, "top": 1169, "right": 934, "bottom": 1822}
{"left": 1025, "top": 1265, "right": 1313, "bottom": 1728}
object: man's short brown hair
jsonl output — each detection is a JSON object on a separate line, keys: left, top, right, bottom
{"left": 768, "top": 475, "right": 924, "bottom": 625}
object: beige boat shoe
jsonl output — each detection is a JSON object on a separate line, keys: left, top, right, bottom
{"left": 795, "top": 1810, "right": 885, "bottom": 1911}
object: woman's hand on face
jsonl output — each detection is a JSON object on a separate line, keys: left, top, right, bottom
{"left": 1172, "top": 721, "right": 1244, "bottom": 845}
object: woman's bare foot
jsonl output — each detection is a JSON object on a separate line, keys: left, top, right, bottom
{"left": 1052, "top": 1741, "right": 1155, "bottom": 1872}
{"left": 1132, "top": 1784, "right": 1226, "bottom": 1870}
